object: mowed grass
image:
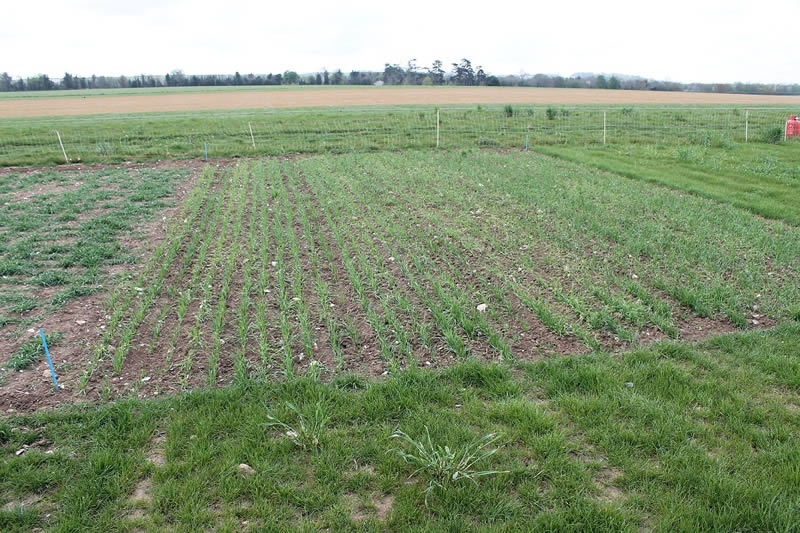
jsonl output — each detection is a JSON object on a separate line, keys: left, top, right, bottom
{"left": 539, "top": 141, "right": 800, "bottom": 225}
{"left": 0, "top": 166, "right": 186, "bottom": 369}
{"left": 1, "top": 324, "right": 799, "bottom": 532}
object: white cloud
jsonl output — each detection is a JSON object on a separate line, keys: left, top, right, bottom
{"left": 3, "top": 0, "right": 798, "bottom": 83}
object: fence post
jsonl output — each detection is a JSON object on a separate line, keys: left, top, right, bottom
{"left": 55, "top": 131, "right": 69, "bottom": 163}
{"left": 745, "top": 110, "right": 749, "bottom": 143}
{"left": 436, "top": 109, "right": 440, "bottom": 148}
{"left": 603, "top": 112, "right": 607, "bottom": 145}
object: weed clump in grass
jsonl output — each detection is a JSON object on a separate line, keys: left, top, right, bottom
{"left": 35, "top": 270, "right": 69, "bottom": 287}
{"left": 390, "top": 426, "right": 509, "bottom": 506}
{"left": 762, "top": 126, "right": 784, "bottom": 144}
{"left": 0, "top": 419, "right": 10, "bottom": 444}
{"left": 0, "top": 316, "right": 18, "bottom": 328}
{"left": 7, "top": 332, "right": 63, "bottom": 370}
{"left": 503, "top": 105, "right": 514, "bottom": 118}
{"left": 266, "top": 398, "right": 330, "bottom": 451}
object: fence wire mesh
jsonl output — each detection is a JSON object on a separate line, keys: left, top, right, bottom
{"left": 0, "top": 106, "right": 797, "bottom": 166}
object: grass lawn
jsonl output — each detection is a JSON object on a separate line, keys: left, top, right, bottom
{"left": 2, "top": 324, "right": 799, "bottom": 532}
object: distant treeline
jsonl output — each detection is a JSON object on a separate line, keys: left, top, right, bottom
{"left": 2, "top": 59, "right": 799, "bottom": 95}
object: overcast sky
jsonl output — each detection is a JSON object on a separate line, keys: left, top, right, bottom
{"left": 3, "top": 0, "right": 798, "bottom": 84}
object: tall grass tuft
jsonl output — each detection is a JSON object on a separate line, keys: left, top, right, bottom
{"left": 390, "top": 426, "right": 508, "bottom": 506}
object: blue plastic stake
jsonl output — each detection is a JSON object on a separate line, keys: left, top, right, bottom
{"left": 203, "top": 143, "right": 208, "bottom": 161}
{"left": 39, "top": 329, "right": 59, "bottom": 390}
{"left": 525, "top": 134, "right": 529, "bottom": 152}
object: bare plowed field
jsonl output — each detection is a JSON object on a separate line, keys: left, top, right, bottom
{"left": 3, "top": 87, "right": 799, "bottom": 118}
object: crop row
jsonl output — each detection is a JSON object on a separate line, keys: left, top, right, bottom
{"left": 86, "top": 152, "right": 800, "bottom": 394}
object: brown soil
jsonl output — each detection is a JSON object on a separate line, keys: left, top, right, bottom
{"left": 595, "top": 467, "right": 625, "bottom": 504}
{"left": 130, "top": 479, "right": 153, "bottom": 503}
{"left": 2, "top": 87, "right": 799, "bottom": 119}
{"left": 348, "top": 492, "right": 394, "bottom": 522}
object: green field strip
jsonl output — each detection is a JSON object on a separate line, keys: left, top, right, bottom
{"left": 318, "top": 156, "right": 512, "bottom": 361}
{"left": 310, "top": 156, "right": 474, "bottom": 361}
{"left": 82, "top": 167, "right": 216, "bottom": 385}
{"left": 535, "top": 143, "right": 800, "bottom": 226}
{"left": 155, "top": 173, "right": 232, "bottom": 374}
{"left": 251, "top": 160, "right": 282, "bottom": 374}
{"left": 178, "top": 167, "right": 240, "bottom": 388}
{"left": 281, "top": 161, "right": 347, "bottom": 375}
{"left": 288, "top": 167, "right": 364, "bottom": 372}
{"left": 302, "top": 156, "right": 467, "bottom": 363}
{"left": 206, "top": 163, "right": 251, "bottom": 385}
{"left": 310, "top": 179, "right": 399, "bottom": 368}
{"left": 448, "top": 151, "right": 800, "bottom": 322}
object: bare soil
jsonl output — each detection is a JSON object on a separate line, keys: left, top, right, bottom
{"left": 2, "top": 87, "right": 799, "bottom": 119}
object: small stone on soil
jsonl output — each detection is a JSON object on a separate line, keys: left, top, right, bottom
{"left": 476, "top": 304, "right": 487, "bottom": 312}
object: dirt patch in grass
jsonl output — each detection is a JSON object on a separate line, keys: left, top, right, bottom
{"left": 130, "top": 479, "right": 152, "bottom": 504}
{"left": 2, "top": 494, "right": 41, "bottom": 511}
{"left": 147, "top": 449, "right": 165, "bottom": 466}
{"left": 4, "top": 179, "right": 81, "bottom": 204}
{"left": 595, "top": 467, "right": 625, "bottom": 504}
{"left": 347, "top": 492, "right": 394, "bottom": 523}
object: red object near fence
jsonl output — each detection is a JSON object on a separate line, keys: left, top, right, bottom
{"left": 786, "top": 115, "right": 800, "bottom": 138}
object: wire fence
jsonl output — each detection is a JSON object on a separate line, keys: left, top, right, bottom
{"left": 0, "top": 106, "right": 797, "bottom": 166}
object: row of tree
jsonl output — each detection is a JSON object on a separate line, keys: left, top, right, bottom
{"left": 2, "top": 60, "right": 799, "bottom": 95}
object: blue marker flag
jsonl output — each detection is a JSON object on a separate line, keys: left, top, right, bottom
{"left": 39, "top": 329, "right": 59, "bottom": 390}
